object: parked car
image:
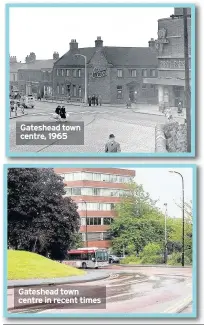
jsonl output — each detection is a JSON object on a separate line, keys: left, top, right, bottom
{"left": 21, "top": 95, "right": 35, "bottom": 108}
{"left": 109, "top": 255, "right": 120, "bottom": 264}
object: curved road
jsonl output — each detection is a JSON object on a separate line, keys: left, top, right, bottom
{"left": 8, "top": 266, "right": 193, "bottom": 315}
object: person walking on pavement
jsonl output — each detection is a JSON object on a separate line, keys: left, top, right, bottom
{"left": 60, "top": 106, "right": 67, "bottom": 120}
{"left": 96, "top": 95, "right": 99, "bottom": 106}
{"left": 92, "top": 95, "right": 96, "bottom": 106}
{"left": 105, "top": 134, "right": 121, "bottom": 153}
{"left": 88, "top": 96, "right": 92, "bottom": 107}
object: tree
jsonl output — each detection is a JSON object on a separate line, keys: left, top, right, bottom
{"left": 110, "top": 183, "right": 165, "bottom": 256}
{"left": 8, "top": 168, "right": 80, "bottom": 259}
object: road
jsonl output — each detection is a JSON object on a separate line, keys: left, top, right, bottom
{"left": 9, "top": 101, "right": 169, "bottom": 154}
{"left": 8, "top": 266, "right": 193, "bottom": 315}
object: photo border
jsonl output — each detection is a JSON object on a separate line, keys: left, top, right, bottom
{"left": 3, "top": 163, "right": 197, "bottom": 318}
{"left": 6, "top": 2, "right": 196, "bottom": 157}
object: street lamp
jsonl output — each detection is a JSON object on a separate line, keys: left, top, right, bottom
{"left": 169, "top": 171, "right": 185, "bottom": 267}
{"left": 163, "top": 203, "right": 168, "bottom": 264}
{"left": 80, "top": 199, "right": 88, "bottom": 247}
{"left": 74, "top": 54, "right": 87, "bottom": 104}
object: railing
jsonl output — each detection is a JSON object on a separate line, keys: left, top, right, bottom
{"left": 40, "top": 96, "right": 83, "bottom": 104}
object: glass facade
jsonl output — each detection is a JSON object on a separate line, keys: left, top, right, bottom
{"left": 77, "top": 202, "right": 115, "bottom": 211}
{"left": 81, "top": 232, "right": 111, "bottom": 241}
{"left": 65, "top": 187, "right": 129, "bottom": 197}
{"left": 81, "top": 217, "right": 113, "bottom": 226}
{"left": 60, "top": 171, "right": 133, "bottom": 183}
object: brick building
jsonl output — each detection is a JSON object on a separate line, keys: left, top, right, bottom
{"left": 18, "top": 52, "right": 59, "bottom": 97}
{"left": 9, "top": 56, "right": 25, "bottom": 95}
{"left": 53, "top": 37, "right": 158, "bottom": 104}
{"left": 144, "top": 7, "right": 191, "bottom": 108}
{"left": 54, "top": 168, "right": 136, "bottom": 249}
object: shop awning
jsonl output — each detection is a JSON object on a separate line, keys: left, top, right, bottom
{"left": 143, "top": 77, "right": 186, "bottom": 87}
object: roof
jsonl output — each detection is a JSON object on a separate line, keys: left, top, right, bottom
{"left": 10, "top": 62, "right": 25, "bottom": 73}
{"left": 18, "top": 59, "right": 55, "bottom": 71}
{"left": 55, "top": 47, "right": 158, "bottom": 67}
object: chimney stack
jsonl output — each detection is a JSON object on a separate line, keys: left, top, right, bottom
{"left": 25, "top": 52, "right": 36, "bottom": 63}
{"left": 53, "top": 51, "right": 59, "bottom": 60}
{"left": 10, "top": 56, "right": 17, "bottom": 63}
{"left": 95, "top": 36, "right": 103, "bottom": 47}
{"left": 148, "top": 38, "right": 156, "bottom": 50}
{"left": 69, "top": 39, "right": 78, "bottom": 51}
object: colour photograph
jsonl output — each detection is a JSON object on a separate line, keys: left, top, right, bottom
{"left": 7, "top": 3, "right": 195, "bottom": 157}
{"left": 4, "top": 165, "right": 196, "bottom": 318}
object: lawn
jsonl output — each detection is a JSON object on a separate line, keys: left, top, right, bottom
{"left": 8, "top": 250, "right": 85, "bottom": 280}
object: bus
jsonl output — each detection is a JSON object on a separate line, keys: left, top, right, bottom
{"left": 64, "top": 247, "right": 109, "bottom": 269}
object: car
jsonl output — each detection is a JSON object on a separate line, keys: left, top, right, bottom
{"left": 21, "top": 95, "right": 35, "bottom": 108}
{"left": 109, "top": 255, "right": 120, "bottom": 264}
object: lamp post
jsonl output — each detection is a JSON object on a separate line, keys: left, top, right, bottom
{"left": 163, "top": 203, "right": 168, "bottom": 264}
{"left": 80, "top": 199, "right": 88, "bottom": 247}
{"left": 169, "top": 171, "right": 185, "bottom": 267}
{"left": 74, "top": 54, "right": 87, "bottom": 104}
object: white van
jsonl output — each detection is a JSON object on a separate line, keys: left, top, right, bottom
{"left": 21, "top": 95, "right": 35, "bottom": 108}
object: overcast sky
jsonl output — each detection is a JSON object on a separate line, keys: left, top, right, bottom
{"left": 9, "top": 7, "right": 174, "bottom": 62}
{"left": 134, "top": 168, "right": 193, "bottom": 218}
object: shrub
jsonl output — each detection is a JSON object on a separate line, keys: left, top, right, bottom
{"left": 120, "top": 255, "right": 141, "bottom": 264}
{"left": 167, "top": 252, "right": 192, "bottom": 266}
{"left": 141, "top": 255, "right": 163, "bottom": 265}
{"left": 140, "top": 243, "right": 162, "bottom": 258}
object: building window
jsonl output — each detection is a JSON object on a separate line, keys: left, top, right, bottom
{"left": 66, "top": 69, "right": 70, "bottom": 77}
{"left": 81, "top": 217, "right": 86, "bottom": 226}
{"left": 61, "top": 86, "right": 65, "bottom": 95}
{"left": 72, "top": 187, "right": 81, "bottom": 195}
{"left": 78, "top": 69, "right": 81, "bottom": 77}
{"left": 73, "top": 69, "right": 77, "bottom": 77}
{"left": 87, "top": 217, "right": 102, "bottom": 226}
{"left": 61, "top": 69, "right": 64, "bottom": 77}
{"left": 73, "top": 85, "right": 76, "bottom": 96}
{"left": 117, "top": 86, "right": 123, "bottom": 99}
{"left": 67, "top": 85, "right": 70, "bottom": 95}
{"left": 150, "top": 69, "right": 156, "bottom": 77}
{"left": 130, "top": 69, "right": 137, "bottom": 77}
{"left": 142, "top": 69, "right": 147, "bottom": 77}
{"left": 142, "top": 84, "right": 147, "bottom": 89}
{"left": 57, "top": 85, "right": 60, "bottom": 94}
{"left": 117, "top": 69, "right": 123, "bottom": 78}
{"left": 151, "top": 84, "right": 155, "bottom": 89}
{"left": 56, "top": 69, "right": 59, "bottom": 76}
{"left": 103, "top": 218, "right": 112, "bottom": 225}
{"left": 78, "top": 86, "right": 82, "bottom": 97}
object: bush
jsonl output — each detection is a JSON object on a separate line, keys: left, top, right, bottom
{"left": 141, "top": 255, "right": 163, "bottom": 265}
{"left": 167, "top": 252, "right": 192, "bottom": 266}
{"left": 140, "top": 243, "right": 162, "bottom": 258}
{"left": 120, "top": 255, "right": 141, "bottom": 264}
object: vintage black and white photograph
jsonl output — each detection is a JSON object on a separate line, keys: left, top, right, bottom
{"left": 8, "top": 5, "right": 195, "bottom": 156}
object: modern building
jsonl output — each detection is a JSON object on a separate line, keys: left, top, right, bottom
{"left": 54, "top": 168, "right": 136, "bottom": 248}
{"left": 144, "top": 7, "right": 191, "bottom": 108}
{"left": 17, "top": 52, "right": 60, "bottom": 97}
{"left": 52, "top": 37, "right": 158, "bottom": 104}
{"left": 9, "top": 56, "right": 25, "bottom": 95}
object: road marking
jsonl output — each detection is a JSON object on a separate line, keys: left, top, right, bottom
{"left": 164, "top": 295, "right": 192, "bottom": 313}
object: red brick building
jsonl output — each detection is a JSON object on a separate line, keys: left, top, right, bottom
{"left": 144, "top": 7, "right": 191, "bottom": 108}
{"left": 54, "top": 168, "right": 135, "bottom": 249}
{"left": 53, "top": 37, "right": 158, "bottom": 104}
{"left": 17, "top": 52, "right": 59, "bottom": 97}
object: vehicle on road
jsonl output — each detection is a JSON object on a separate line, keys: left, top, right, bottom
{"left": 21, "top": 95, "right": 35, "bottom": 108}
{"left": 65, "top": 247, "right": 109, "bottom": 269}
{"left": 109, "top": 255, "right": 120, "bottom": 264}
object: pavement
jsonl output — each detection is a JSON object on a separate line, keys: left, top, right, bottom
{"left": 9, "top": 101, "right": 185, "bottom": 154}
{"left": 7, "top": 266, "right": 193, "bottom": 316}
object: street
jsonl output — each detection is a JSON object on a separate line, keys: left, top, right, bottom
{"left": 9, "top": 101, "right": 170, "bottom": 154}
{"left": 8, "top": 266, "right": 193, "bottom": 315}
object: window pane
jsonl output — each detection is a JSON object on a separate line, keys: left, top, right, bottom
{"left": 72, "top": 187, "right": 81, "bottom": 195}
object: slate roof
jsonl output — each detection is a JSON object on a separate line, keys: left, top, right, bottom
{"left": 18, "top": 59, "right": 55, "bottom": 71}
{"left": 55, "top": 47, "right": 158, "bottom": 67}
{"left": 10, "top": 62, "right": 25, "bottom": 73}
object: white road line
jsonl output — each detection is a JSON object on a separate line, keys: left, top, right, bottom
{"left": 164, "top": 295, "right": 192, "bottom": 313}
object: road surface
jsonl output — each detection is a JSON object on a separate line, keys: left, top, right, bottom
{"left": 9, "top": 101, "right": 169, "bottom": 154}
{"left": 8, "top": 266, "right": 193, "bottom": 315}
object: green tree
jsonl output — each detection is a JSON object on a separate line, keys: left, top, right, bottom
{"left": 8, "top": 168, "right": 80, "bottom": 259}
{"left": 110, "top": 183, "right": 165, "bottom": 256}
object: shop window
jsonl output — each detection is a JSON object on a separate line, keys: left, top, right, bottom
{"left": 117, "top": 86, "right": 123, "bottom": 99}
{"left": 61, "top": 86, "right": 65, "bottom": 95}
{"left": 78, "top": 69, "right": 81, "bottom": 77}
{"left": 78, "top": 86, "right": 82, "bottom": 97}
{"left": 117, "top": 69, "right": 123, "bottom": 78}
{"left": 73, "top": 85, "right": 76, "bottom": 96}
{"left": 57, "top": 85, "right": 60, "bottom": 94}
{"left": 142, "top": 84, "right": 147, "bottom": 89}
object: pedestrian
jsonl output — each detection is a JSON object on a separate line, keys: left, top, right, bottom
{"left": 60, "top": 106, "right": 67, "bottom": 120}
{"left": 92, "top": 95, "right": 95, "bottom": 106}
{"left": 88, "top": 96, "right": 92, "bottom": 107}
{"left": 98, "top": 95, "right": 102, "bottom": 106}
{"left": 95, "top": 95, "right": 99, "bottom": 106}
{"left": 105, "top": 134, "right": 121, "bottom": 153}
{"left": 14, "top": 101, "right": 18, "bottom": 117}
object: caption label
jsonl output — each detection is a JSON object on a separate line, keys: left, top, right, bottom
{"left": 16, "top": 121, "right": 84, "bottom": 145}
{"left": 14, "top": 285, "right": 106, "bottom": 309}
